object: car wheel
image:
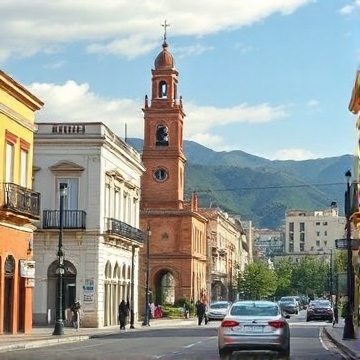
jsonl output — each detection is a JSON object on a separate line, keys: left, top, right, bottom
{"left": 219, "top": 349, "right": 232, "bottom": 360}
{"left": 278, "top": 344, "right": 290, "bottom": 360}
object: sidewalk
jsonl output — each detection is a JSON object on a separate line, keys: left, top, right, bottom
{"left": 324, "top": 319, "right": 360, "bottom": 360}
{"left": 0, "top": 317, "right": 196, "bottom": 353}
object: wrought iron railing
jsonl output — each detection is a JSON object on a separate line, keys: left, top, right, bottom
{"left": 42, "top": 210, "right": 86, "bottom": 229}
{"left": 1, "top": 182, "right": 40, "bottom": 218}
{"left": 107, "top": 218, "right": 145, "bottom": 243}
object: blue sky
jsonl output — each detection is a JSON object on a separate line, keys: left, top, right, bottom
{"left": 1, "top": 0, "right": 360, "bottom": 160}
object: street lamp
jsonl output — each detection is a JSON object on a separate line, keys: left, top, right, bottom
{"left": 53, "top": 183, "right": 67, "bottom": 336}
{"left": 130, "top": 244, "right": 136, "bottom": 329}
{"left": 142, "top": 222, "right": 151, "bottom": 326}
{"left": 343, "top": 170, "right": 356, "bottom": 339}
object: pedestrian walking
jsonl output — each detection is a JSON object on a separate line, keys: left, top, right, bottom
{"left": 118, "top": 299, "right": 129, "bottom": 330}
{"left": 71, "top": 299, "right": 82, "bottom": 330}
{"left": 196, "top": 300, "right": 206, "bottom": 325}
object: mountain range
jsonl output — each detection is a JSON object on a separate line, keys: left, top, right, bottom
{"left": 127, "top": 138, "right": 352, "bottom": 229}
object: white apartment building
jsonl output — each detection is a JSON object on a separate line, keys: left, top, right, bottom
{"left": 32, "top": 122, "right": 145, "bottom": 328}
{"left": 285, "top": 204, "right": 346, "bottom": 259}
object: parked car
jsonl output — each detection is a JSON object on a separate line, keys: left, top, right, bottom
{"left": 218, "top": 300, "right": 290, "bottom": 360}
{"left": 278, "top": 296, "right": 299, "bottom": 315}
{"left": 207, "top": 301, "right": 231, "bottom": 320}
{"left": 306, "top": 299, "right": 333, "bottom": 322}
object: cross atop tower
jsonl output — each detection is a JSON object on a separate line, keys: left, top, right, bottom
{"left": 161, "top": 20, "right": 170, "bottom": 41}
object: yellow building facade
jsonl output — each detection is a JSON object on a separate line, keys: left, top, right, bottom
{"left": 0, "top": 70, "right": 43, "bottom": 334}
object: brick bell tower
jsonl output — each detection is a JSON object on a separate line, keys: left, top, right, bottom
{"left": 140, "top": 34, "right": 186, "bottom": 210}
{"left": 139, "top": 27, "right": 208, "bottom": 311}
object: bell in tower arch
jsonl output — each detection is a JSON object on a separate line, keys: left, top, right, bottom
{"left": 156, "top": 124, "right": 169, "bottom": 146}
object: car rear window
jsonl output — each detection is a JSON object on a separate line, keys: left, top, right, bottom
{"left": 231, "top": 305, "right": 279, "bottom": 316}
{"left": 280, "top": 297, "right": 295, "bottom": 302}
{"left": 210, "top": 303, "right": 229, "bottom": 309}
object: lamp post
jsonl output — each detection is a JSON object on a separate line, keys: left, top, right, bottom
{"left": 343, "top": 170, "right": 356, "bottom": 339}
{"left": 130, "top": 244, "right": 136, "bottom": 329}
{"left": 142, "top": 222, "right": 151, "bottom": 326}
{"left": 53, "top": 184, "right": 67, "bottom": 336}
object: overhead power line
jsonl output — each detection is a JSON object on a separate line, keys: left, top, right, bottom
{"left": 187, "top": 182, "right": 345, "bottom": 194}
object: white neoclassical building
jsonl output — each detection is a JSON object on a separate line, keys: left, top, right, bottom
{"left": 32, "top": 122, "right": 145, "bottom": 327}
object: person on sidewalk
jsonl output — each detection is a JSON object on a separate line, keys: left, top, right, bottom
{"left": 196, "top": 300, "right": 206, "bottom": 325}
{"left": 333, "top": 301, "right": 338, "bottom": 326}
{"left": 71, "top": 299, "right": 82, "bottom": 330}
{"left": 118, "top": 299, "right": 129, "bottom": 330}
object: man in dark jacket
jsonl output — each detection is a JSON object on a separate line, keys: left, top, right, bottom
{"left": 118, "top": 300, "right": 129, "bottom": 330}
{"left": 196, "top": 300, "right": 206, "bottom": 325}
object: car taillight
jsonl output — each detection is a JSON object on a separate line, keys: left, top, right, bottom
{"left": 268, "top": 320, "right": 286, "bottom": 328}
{"left": 221, "top": 320, "right": 239, "bottom": 327}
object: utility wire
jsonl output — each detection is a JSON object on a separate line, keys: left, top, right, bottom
{"left": 186, "top": 182, "right": 345, "bottom": 194}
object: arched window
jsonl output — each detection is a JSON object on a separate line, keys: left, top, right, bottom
{"left": 158, "top": 81, "right": 168, "bottom": 98}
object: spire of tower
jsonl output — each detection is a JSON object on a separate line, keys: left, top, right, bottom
{"left": 161, "top": 20, "right": 170, "bottom": 42}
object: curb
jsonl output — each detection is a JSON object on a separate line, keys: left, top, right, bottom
{"left": 323, "top": 327, "right": 360, "bottom": 360}
{"left": 0, "top": 335, "right": 91, "bottom": 353}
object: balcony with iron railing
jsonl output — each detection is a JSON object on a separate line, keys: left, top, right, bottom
{"left": 106, "top": 217, "right": 145, "bottom": 244}
{"left": 42, "top": 210, "right": 86, "bottom": 229}
{"left": 0, "top": 182, "right": 40, "bottom": 219}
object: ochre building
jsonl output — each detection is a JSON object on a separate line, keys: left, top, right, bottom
{"left": 0, "top": 70, "right": 43, "bottom": 334}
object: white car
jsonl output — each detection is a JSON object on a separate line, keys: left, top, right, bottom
{"left": 207, "top": 301, "right": 231, "bottom": 320}
{"left": 218, "top": 300, "right": 290, "bottom": 360}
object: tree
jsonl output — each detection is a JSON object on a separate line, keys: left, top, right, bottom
{"left": 291, "top": 256, "right": 329, "bottom": 299}
{"left": 273, "top": 258, "right": 294, "bottom": 298}
{"left": 238, "top": 261, "right": 277, "bottom": 300}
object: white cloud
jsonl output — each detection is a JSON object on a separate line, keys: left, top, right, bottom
{"left": 270, "top": 148, "right": 318, "bottom": 161}
{"left": 306, "top": 99, "right": 319, "bottom": 107}
{"left": 340, "top": 5, "right": 354, "bottom": 15}
{"left": 0, "top": 0, "right": 315, "bottom": 62}
{"left": 28, "top": 80, "right": 289, "bottom": 147}
{"left": 43, "top": 61, "right": 66, "bottom": 70}
{"left": 174, "top": 44, "right": 214, "bottom": 59}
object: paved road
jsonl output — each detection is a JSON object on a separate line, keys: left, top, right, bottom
{"left": 1, "top": 312, "right": 347, "bottom": 360}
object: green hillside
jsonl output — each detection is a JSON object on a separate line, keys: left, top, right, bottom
{"left": 126, "top": 138, "right": 352, "bottom": 229}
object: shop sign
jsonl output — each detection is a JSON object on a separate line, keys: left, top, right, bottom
{"left": 20, "top": 260, "right": 35, "bottom": 278}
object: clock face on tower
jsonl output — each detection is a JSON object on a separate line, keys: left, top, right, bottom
{"left": 153, "top": 168, "right": 168, "bottom": 182}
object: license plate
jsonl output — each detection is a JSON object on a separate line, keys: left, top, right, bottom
{"left": 243, "top": 325, "right": 263, "bottom": 332}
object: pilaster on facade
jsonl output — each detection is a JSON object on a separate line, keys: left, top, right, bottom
{"left": 199, "top": 208, "right": 250, "bottom": 302}
{"left": 33, "top": 122, "right": 145, "bottom": 328}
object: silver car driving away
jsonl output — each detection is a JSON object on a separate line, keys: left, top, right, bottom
{"left": 218, "top": 300, "right": 290, "bottom": 360}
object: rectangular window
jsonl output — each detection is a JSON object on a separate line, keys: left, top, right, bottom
{"left": 300, "top": 222, "right": 305, "bottom": 232}
{"left": 20, "top": 149, "right": 28, "bottom": 187}
{"left": 323, "top": 222, "right": 328, "bottom": 226}
{"left": 316, "top": 240, "right": 320, "bottom": 247}
{"left": 57, "top": 178, "right": 79, "bottom": 210}
{"left": 289, "top": 243, "right": 294, "bottom": 253}
{"left": 300, "top": 242, "right": 304, "bottom": 251}
{"left": 300, "top": 233, "right": 305, "bottom": 242}
{"left": 5, "top": 142, "right": 14, "bottom": 183}
{"left": 324, "top": 231, "right": 327, "bottom": 236}
{"left": 289, "top": 222, "right": 294, "bottom": 232}
{"left": 316, "top": 222, "right": 320, "bottom": 226}
{"left": 316, "top": 231, "right": 320, "bottom": 237}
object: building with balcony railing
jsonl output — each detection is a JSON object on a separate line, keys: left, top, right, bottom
{"left": 32, "top": 122, "right": 145, "bottom": 328}
{"left": 0, "top": 69, "right": 43, "bottom": 334}
{"left": 199, "top": 208, "right": 251, "bottom": 302}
